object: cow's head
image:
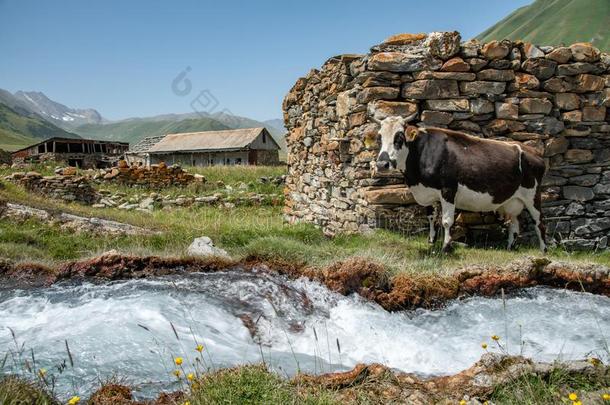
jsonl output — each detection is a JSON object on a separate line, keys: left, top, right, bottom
{"left": 375, "top": 116, "right": 419, "bottom": 172}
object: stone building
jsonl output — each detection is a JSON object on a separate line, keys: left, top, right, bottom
{"left": 11, "top": 137, "right": 129, "bottom": 168}
{"left": 131, "top": 127, "right": 281, "bottom": 167}
{"left": 283, "top": 32, "right": 610, "bottom": 250}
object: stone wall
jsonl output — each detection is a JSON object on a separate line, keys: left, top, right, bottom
{"left": 96, "top": 160, "right": 200, "bottom": 187}
{"left": 282, "top": 32, "right": 610, "bottom": 250}
{"left": 5, "top": 172, "right": 100, "bottom": 204}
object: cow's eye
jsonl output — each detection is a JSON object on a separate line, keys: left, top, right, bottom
{"left": 393, "top": 131, "right": 405, "bottom": 149}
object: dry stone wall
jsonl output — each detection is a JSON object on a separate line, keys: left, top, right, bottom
{"left": 283, "top": 32, "right": 610, "bottom": 250}
{"left": 95, "top": 160, "right": 199, "bottom": 187}
{"left": 5, "top": 172, "right": 100, "bottom": 204}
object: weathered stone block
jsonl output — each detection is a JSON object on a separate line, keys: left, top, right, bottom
{"left": 565, "top": 149, "right": 594, "bottom": 163}
{"left": 554, "top": 93, "right": 580, "bottom": 110}
{"left": 401, "top": 79, "right": 459, "bottom": 99}
{"left": 421, "top": 110, "right": 453, "bottom": 125}
{"left": 582, "top": 106, "right": 606, "bottom": 121}
{"left": 424, "top": 99, "right": 470, "bottom": 112}
{"left": 481, "top": 40, "right": 510, "bottom": 60}
{"left": 368, "top": 100, "right": 418, "bottom": 121}
{"left": 573, "top": 74, "right": 605, "bottom": 93}
{"left": 459, "top": 81, "right": 506, "bottom": 95}
{"left": 495, "top": 102, "right": 518, "bottom": 119}
{"left": 477, "top": 69, "right": 515, "bottom": 81}
{"left": 519, "top": 98, "right": 552, "bottom": 114}
{"left": 368, "top": 52, "right": 442, "bottom": 72}
{"left": 522, "top": 58, "right": 557, "bottom": 80}
{"left": 363, "top": 185, "right": 416, "bottom": 205}
{"left": 440, "top": 57, "right": 470, "bottom": 72}
{"left": 357, "top": 87, "right": 399, "bottom": 104}
{"left": 546, "top": 47, "right": 572, "bottom": 64}
{"left": 544, "top": 136, "right": 569, "bottom": 156}
{"left": 563, "top": 186, "right": 595, "bottom": 201}
{"left": 569, "top": 42, "right": 601, "bottom": 63}
{"left": 513, "top": 72, "right": 540, "bottom": 89}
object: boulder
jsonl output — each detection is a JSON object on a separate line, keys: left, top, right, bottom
{"left": 569, "top": 42, "right": 600, "bottom": 62}
{"left": 481, "top": 40, "right": 510, "bottom": 60}
{"left": 186, "top": 236, "right": 230, "bottom": 258}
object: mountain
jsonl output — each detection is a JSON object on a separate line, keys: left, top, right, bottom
{"left": 477, "top": 0, "right": 610, "bottom": 52}
{"left": 0, "top": 102, "right": 81, "bottom": 151}
{"left": 75, "top": 111, "right": 287, "bottom": 150}
{"left": 74, "top": 117, "right": 231, "bottom": 145}
{"left": 12, "top": 91, "right": 103, "bottom": 129}
{"left": 0, "top": 88, "right": 287, "bottom": 150}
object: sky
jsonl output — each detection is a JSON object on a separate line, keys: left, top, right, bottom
{"left": 0, "top": 0, "right": 531, "bottom": 122}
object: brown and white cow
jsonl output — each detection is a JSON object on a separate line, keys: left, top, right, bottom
{"left": 375, "top": 116, "right": 547, "bottom": 252}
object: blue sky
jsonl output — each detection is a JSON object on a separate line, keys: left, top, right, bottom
{"left": 0, "top": 0, "right": 531, "bottom": 121}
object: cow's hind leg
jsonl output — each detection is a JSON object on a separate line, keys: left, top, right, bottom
{"left": 440, "top": 198, "right": 455, "bottom": 253}
{"left": 501, "top": 199, "right": 524, "bottom": 250}
{"left": 524, "top": 192, "right": 547, "bottom": 252}
{"left": 426, "top": 205, "right": 438, "bottom": 244}
{"left": 507, "top": 215, "right": 520, "bottom": 250}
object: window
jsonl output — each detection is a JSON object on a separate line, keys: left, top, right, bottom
{"left": 236, "top": 158, "right": 242, "bottom": 165}
{"left": 262, "top": 133, "right": 267, "bottom": 143}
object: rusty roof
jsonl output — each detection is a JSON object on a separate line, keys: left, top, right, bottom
{"left": 148, "top": 128, "right": 276, "bottom": 153}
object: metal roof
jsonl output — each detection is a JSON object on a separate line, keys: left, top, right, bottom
{"left": 128, "top": 135, "right": 167, "bottom": 153}
{"left": 148, "top": 127, "right": 277, "bottom": 154}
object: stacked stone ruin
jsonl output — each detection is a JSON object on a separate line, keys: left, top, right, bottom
{"left": 282, "top": 32, "right": 610, "bottom": 250}
{"left": 5, "top": 172, "right": 100, "bottom": 205}
{"left": 96, "top": 160, "right": 198, "bottom": 187}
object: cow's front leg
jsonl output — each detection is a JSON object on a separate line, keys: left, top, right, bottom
{"left": 426, "top": 205, "right": 437, "bottom": 244}
{"left": 440, "top": 198, "right": 455, "bottom": 253}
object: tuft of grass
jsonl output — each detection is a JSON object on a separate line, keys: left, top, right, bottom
{"left": 186, "top": 365, "right": 339, "bottom": 405}
{"left": 489, "top": 365, "right": 610, "bottom": 405}
{"left": 0, "top": 377, "right": 57, "bottom": 405}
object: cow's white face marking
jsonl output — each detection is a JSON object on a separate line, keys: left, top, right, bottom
{"left": 377, "top": 116, "right": 408, "bottom": 172}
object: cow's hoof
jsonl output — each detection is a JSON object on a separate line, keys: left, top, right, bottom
{"left": 441, "top": 244, "right": 453, "bottom": 254}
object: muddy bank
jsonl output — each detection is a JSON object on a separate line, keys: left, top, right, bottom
{"left": 0, "top": 252, "right": 608, "bottom": 311}
{"left": 72, "top": 353, "right": 610, "bottom": 404}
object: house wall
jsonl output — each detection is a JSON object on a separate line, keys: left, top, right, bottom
{"left": 282, "top": 32, "right": 610, "bottom": 250}
{"left": 150, "top": 151, "right": 250, "bottom": 166}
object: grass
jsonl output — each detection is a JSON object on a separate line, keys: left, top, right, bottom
{"left": 0, "top": 377, "right": 57, "bottom": 405}
{"left": 490, "top": 366, "right": 610, "bottom": 405}
{"left": 476, "top": 0, "right": 610, "bottom": 52}
{"left": 186, "top": 365, "right": 339, "bottom": 405}
{"left": 1, "top": 164, "right": 609, "bottom": 272}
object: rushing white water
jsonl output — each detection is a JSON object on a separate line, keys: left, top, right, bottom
{"left": 1, "top": 270, "right": 609, "bottom": 399}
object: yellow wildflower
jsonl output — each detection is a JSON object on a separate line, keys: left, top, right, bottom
{"left": 187, "top": 373, "right": 194, "bottom": 381}
{"left": 459, "top": 400, "right": 467, "bottom": 405}
{"left": 491, "top": 335, "right": 500, "bottom": 341}
{"left": 67, "top": 396, "right": 80, "bottom": 405}
{"left": 589, "top": 357, "right": 601, "bottom": 366}
{"left": 568, "top": 393, "right": 578, "bottom": 401}
{"left": 183, "top": 402, "right": 191, "bottom": 405}
{"left": 573, "top": 401, "right": 582, "bottom": 405}
{"left": 38, "top": 368, "right": 47, "bottom": 377}
{"left": 602, "top": 393, "right": 610, "bottom": 400}
{"left": 173, "top": 369, "right": 181, "bottom": 378}
{"left": 195, "top": 344, "right": 204, "bottom": 353}
{"left": 481, "top": 343, "right": 488, "bottom": 350}
{"left": 175, "top": 357, "right": 183, "bottom": 366}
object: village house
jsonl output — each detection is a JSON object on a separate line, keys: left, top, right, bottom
{"left": 11, "top": 137, "right": 129, "bottom": 168}
{"left": 126, "top": 127, "right": 281, "bottom": 167}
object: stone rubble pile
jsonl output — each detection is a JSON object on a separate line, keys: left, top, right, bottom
{"left": 283, "top": 32, "right": 610, "bottom": 250}
{"left": 92, "top": 160, "right": 202, "bottom": 187}
{"left": 0, "top": 201, "right": 156, "bottom": 236}
{"left": 4, "top": 171, "right": 100, "bottom": 205}
{"left": 92, "top": 184, "right": 283, "bottom": 212}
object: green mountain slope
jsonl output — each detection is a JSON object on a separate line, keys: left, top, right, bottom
{"left": 0, "top": 103, "right": 80, "bottom": 151}
{"left": 477, "top": 0, "right": 610, "bottom": 52}
{"left": 74, "top": 117, "right": 231, "bottom": 145}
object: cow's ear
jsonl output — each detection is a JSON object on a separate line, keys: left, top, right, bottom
{"left": 405, "top": 125, "right": 419, "bottom": 142}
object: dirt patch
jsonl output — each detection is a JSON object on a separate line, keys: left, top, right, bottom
{"left": 0, "top": 253, "right": 608, "bottom": 311}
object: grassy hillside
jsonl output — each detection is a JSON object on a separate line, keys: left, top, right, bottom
{"left": 74, "top": 117, "right": 231, "bottom": 145}
{"left": 477, "top": 0, "right": 610, "bottom": 52}
{"left": 0, "top": 103, "right": 80, "bottom": 151}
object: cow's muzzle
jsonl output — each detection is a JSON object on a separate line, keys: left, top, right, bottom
{"left": 376, "top": 152, "right": 396, "bottom": 171}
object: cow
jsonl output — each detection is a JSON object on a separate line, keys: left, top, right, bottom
{"left": 375, "top": 116, "right": 547, "bottom": 253}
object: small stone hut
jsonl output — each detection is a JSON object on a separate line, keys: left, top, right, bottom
{"left": 128, "top": 128, "right": 281, "bottom": 167}
{"left": 282, "top": 32, "right": 610, "bottom": 250}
